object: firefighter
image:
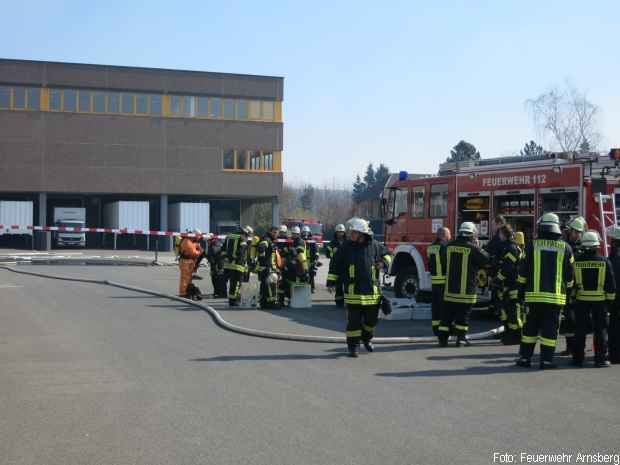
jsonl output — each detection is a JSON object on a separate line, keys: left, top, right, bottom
{"left": 485, "top": 215, "right": 507, "bottom": 319}
{"left": 302, "top": 225, "right": 321, "bottom": 293}
{"left": 326, "top": 224, "right": 347, "bottom": 307}
{"left": 572, "top": 231, "right": 616, "bottom": 367}
{"left": 248, "top": 226, "right": 260, "bottom": 275}
{"left": 560, "top": 216, "right": 587, "bottom": 356}
{"left": 206, "top": 233, "right": 227, "bottom": 298}
{"left": 326, "top": 218, "right": 392, "bottom": 358}
{"left": 495, "top": 225, "right": 524, "bottom": 345}
{"left": 427, "top": 227, "right": 450, "bottom": 336}
{"left": 178, "top": 231, "right": 203, "bottom": 298}
{"left": 283, "top": 226, "right": 309, "bottom": 305}
{"left": 257, "top": 226, "right": 280, "bottom": 309}
{"left": 438, "top": 222, "right": 489, "bottom": 347}
{"left": 607, "top": 225, "right": 620, "bottom": 364}
{"left": 223, "top": 226, "right": 251, "bottom": 307}
{"left": 516, "top": 213, "right": 575, "bottom": 369}
{"left": 192, "top": 230, "right": 207, "bottom": 279}
{"left": 276, "top": 225, "right": 290, "bottom": 306}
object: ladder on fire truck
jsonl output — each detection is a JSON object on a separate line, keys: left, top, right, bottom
{"left": 596, "top": 192, "right": 618, "bottom": 257}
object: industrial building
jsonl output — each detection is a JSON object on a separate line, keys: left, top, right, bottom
{"left": 0, "top": 58, "right": 283, "bottom": 249}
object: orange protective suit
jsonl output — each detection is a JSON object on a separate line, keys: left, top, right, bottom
{"left": 178, "top": 238, "right": 203, "bottom": 296}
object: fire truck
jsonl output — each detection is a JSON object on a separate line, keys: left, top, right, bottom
{"left": 383, "top": 149, "right": 620, "bottom": 300}
{"left": 283, "top": 218, "right": 324, "bottom": 243}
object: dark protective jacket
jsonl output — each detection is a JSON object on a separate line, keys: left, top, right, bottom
{"left": 573, "top": 249, "right": 616, "bottom": 302}
{"left": 326, "top": 237, "right": 345, "bottom": 260}
{"left": 257, "top": 235, "right": 278, "bottom": 273}
{"left": 327, "top": 238, "right": 392, "bottom": 306}
{"left": 517, "top": 233, "right": 575, "bottom": 306}
{"left": 207, "top": 238, "right": 226, "bottom": 266}
{"left": 443, "top": 236, "right": 490, "bottom": 304}
{"left": 427, "top": 238, "right": 447, "bottom": 285}
{"left": 485, "top": 231, "right": 504, "bottom": 270}
{"left": 609, "top": 246, "right": 620, "bottom": 306}
{"left": 496, "top": 239, "right": 523, "bottom": 299}
{"left": 305, "top": 238, "right": 319, "bottom": 265}
{"left": 223, "top": 233, "right": 248, "bottom": 272}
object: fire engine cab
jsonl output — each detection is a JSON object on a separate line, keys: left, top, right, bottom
{"left": 383, "top": 149, "right": 620, "bottom": 300}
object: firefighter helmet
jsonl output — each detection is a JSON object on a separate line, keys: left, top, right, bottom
{"left": 291, "top": 226, "right": 301, "bottom": 235}
{"left": 581, "top": 230, "right": 600, "bottom": 248}
{"left": 458, "top": 222, "right": 478, "bottom": 237}
{"left": 302, "top": 225, "right": 311, "bottom": 234}
{"left": 514, "top": 231, "right": 525, "bottom": 247}
{"left": 567, "top": 216, "right": 587, "bottom": 233}
{"left": 347, "top": 217, "right": 371, "bottom": 235}
{"left": 607, "top": 225, "right": 620, "bottom": 241}
{"left": 279, "top": 225, "right": 288, "bottom": 234}
{"left": 335, "top": 224, "right": 346, "bottom": 233}
{"left": 538, "top": 212, "right": 561, "bottom": 235}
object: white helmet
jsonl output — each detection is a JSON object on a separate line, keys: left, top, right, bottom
{"left": 335, "top": 224, "right": 346, "bottom": 233}
{"left": 458, "top": 222, "right": 478, "bottom": 237}
{"left": 291, "top": 226, "right": 301, "bottom": 235}
{"left": 581, "top": 230, "right": 600, "bottom": 248}
{"left": 347, "top": 217, "right": 371, "bottom": 235}
{"left": 567, "top": 216, "right": 587, "bottom": 233}
{"left": 302, "top": 225, "right": 311, "bottom": 234}
{"left": 279, "top": 225, "right": 288, "bottom": 233}
{"left": 607, "top": 225, "right": 620, "bottom": 241}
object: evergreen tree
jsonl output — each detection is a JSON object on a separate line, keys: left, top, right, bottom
{"left": 520, "top": 140, "right": 545, "bottom": 158}
{"left": 447, "top": 140, "right": 481, "bottom": 162}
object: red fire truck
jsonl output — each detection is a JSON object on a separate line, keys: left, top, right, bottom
{"left": 383, "top": 149, "right": 620, "bottom": 300}
{"left": 283, "top": 217, "right": 324, "bottom": 243}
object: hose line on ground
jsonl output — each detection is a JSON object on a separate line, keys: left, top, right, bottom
{"left": 1, "top": 265, "right": 504, "bottom": 345}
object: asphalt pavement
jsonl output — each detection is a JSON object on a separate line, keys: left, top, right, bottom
{"left": 1, "top": 264, "right": 619, "bottom": 465}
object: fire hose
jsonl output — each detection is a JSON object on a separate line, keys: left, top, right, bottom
{"left": 0, "top": 265, "right": 504, "bottom": 344}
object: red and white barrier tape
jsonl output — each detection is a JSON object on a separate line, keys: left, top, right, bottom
{"left": 0, "top": 225, "right": 328, "bottom": 243}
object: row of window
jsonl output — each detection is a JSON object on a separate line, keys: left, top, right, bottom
{"left": 0, "top": 85, "right": 280, "bottom": 122}
{"left": 223, "top": 150, "right": 280, "bottom": 172}
{"left": 389, "top": 184, "right": 449, "bottom": 219}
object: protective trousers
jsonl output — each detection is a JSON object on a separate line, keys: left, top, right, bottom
{"left": 438, "top": 301, "right": 472, "bottom": 342}
{"left": 519, "top": 303, "right": 561, "bottom": 363}
{"left": 574, "top": 302, "right": 608, "bottom": 364}
{"left": 178, "top": 258, "right": 195, "bottom": 296}
{"left": 501, "top": 292, "right": 523, "bottom": 345}
{"left": 225, "top": 269, "right": 243, "bottom": 304}
{"left": 346, "top": 304, "right": 379, "bottom": 348}
{"left": 334, "top": 280, "right": 344, "bottom": 307}
{"left": 259, "top": 271, "right": 278, "bottom": 308}
{"left": 609, "top": 305, "right": 620, "bottom": 364}
{"left": 431, "top": 284, "right": 444, "bottom": 336}
{"left": 210, "top": 265, "right": 227, "bottom": 298}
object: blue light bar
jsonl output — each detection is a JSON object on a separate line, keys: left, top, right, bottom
{"left": 399, "top": 171, "right": 408, "bottom": 181}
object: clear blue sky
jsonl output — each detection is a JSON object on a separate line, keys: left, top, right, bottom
{"left": 2, "top": 1, "right": 619, "bottom": 186}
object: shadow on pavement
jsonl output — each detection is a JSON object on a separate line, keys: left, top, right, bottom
{"left": 426, "top": 352, "right": 515, "bottom": 361}
{"left": 376, "top": 365, "right": 520, "bottom": 378}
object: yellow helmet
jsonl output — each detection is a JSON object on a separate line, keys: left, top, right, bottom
{"left": 514, "top": 231, "right": 525, "bottom": 247}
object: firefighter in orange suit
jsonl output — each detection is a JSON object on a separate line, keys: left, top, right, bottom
{"left": 178, "top": 231, "right": 203, "bottom": 297}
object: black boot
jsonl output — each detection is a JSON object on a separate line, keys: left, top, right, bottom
{"left": 539, "top": 361, "right": 558, "bottom": 370}
{"left": 363, "top": 340, "right": 374, "bottom": 353}
{"left": 594, "top": 360, "right": 611, "bottom": 368}
{"left": 515, "top": 357, "right": 531, "bottom": 368}
{"left": 347, "top": 345, "right": 359, "bottom": 358}
{"left": 438, "top": 337, "right": 448, "bottom": 348}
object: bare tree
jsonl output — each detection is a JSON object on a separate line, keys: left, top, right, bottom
{"left": 526, "top": 83, "right": 601, "bottom": 153}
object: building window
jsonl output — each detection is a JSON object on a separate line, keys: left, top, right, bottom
{"left": 93, "top": 92, "right": 105, "bottom": 113}
{"left": 121, "top": 93, "right": 134, "bottom": 114}
{"left": 263, "top": 152, "right": 273, "bottom": 170}
{"left": 150, "top": 95, "right": 161, "bottom": 115}
{"left": 0, "top": 86, "right": 10, "bottom": 109}
{"left": 262, "top": 101, "right": 274, "bottom": 120}
{"left": 13, "top": 87, "right": 26, "bottom": 109}
{"left": 27, "top": 88, "right": 40, "bottom": 110}
{"left": 63, "top": 89, "right": 77, "bottom": 111}
{"left": 169, "top": 95, "right": 180, "bottom": 115}
{"left": 223, "top": 150, "right": 235, "bottom": 169}
{"left": 237, "top": 150, "right": 248, "bottom": 170}
{"left": 197, "top": 96, "right": 208, "bottom": 116}
{"left": 223, "top": 99, "right": 234, "bottom": 119}
{"left": 249, "top": 100, "right": 260, "bottom": 120}
{"left": 48, "top": 89, "right": 61, "bottom": 111}
{"left": 411, "top": 186, "right": 425, "bottom": 218}
{"left": 108, "top": 93, "right": 119, "bottom": 113}
{"left": 78, "top": 90, "right": 91, "bottom": 112}
{"left": 211, "top": 97, "right": 221, "bottom": 118}
{"left": 237, "top": 100, "right": 248, "bottom": 120}
{"left": 136, "top": 94, "right": 148, "bottom": 114}
{"left": 429, "top": 183, "right": 449, "bottom": 218}
{"left": 182, "top": 96, "right": 195, "bottom": 117}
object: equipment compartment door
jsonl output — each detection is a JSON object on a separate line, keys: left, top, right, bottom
{"left": 458, "top": 192, "right": 490, "bottom": 240}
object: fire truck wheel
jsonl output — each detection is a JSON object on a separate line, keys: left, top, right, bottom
{"left": 394, "top": 267, "right": 418, "bottom": 299}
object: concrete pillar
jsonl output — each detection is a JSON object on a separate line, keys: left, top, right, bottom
{"left": 159, "top": 194, "right": 171, "bottom": 251}
{"left": 35, "top": 192, "right": 50, "bottom": 251}
{"left": 271, "top": 196, "right": 280, "bottom": 228}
